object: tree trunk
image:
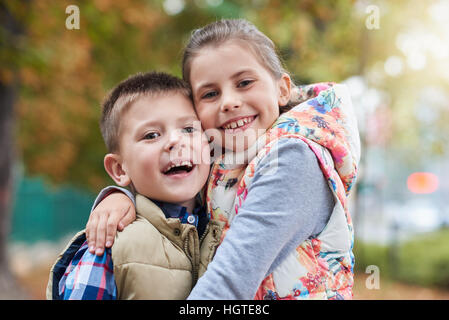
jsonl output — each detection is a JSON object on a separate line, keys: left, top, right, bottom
{"left": 0, "top": 2, "right": 29, "bottom": 299}
{"left": 0, "top": 80, "right": 29, "bottom": 299}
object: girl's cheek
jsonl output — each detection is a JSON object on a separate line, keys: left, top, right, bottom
{"left": 197, "top": 111, "right": 215, "bottom": 130}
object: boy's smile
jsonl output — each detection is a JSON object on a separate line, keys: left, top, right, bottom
{"left": 116, "top": 93, "right": 210, "bottom": 207}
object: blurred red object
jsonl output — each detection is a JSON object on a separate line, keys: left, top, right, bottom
{"left": 407, "top": 172, "right": 439, "bottom": 194}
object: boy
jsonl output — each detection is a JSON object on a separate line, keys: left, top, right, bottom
{"left": 46, "top": 72, "right": 224, "bottom": 300}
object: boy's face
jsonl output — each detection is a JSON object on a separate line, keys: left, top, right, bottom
{"left": 117, "top": 92, "right": 211, "bottom": 205}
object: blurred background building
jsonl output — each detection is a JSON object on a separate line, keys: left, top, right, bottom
{"left": 1, "top": 0, "right": 449, "bottom": 299}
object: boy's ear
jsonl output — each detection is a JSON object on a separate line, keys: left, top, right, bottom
{"left": 104, "top": 153, "right": 131, "bottom": 187}
{"left": 277, "top": 73, "right": 292, "bottom": 107}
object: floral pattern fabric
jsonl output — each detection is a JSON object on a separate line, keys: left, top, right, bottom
{"left": 206, "top": 83, "right": 360, "bottom": 300}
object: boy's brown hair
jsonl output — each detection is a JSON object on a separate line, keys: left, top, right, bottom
{"left": 100, "top": 72, "right": 191, "bottom": 153}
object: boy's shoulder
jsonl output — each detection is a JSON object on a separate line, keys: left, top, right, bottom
{"left": 111, "top": 194, "right": 192, "bottom": 268}
{"left": 111, "top": 214, "right": 162, "bottom": 264}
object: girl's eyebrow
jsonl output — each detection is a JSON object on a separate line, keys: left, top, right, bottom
{"left": 194, "top": 82, "right": 215, "bottom": 92}
{"left": 195, "top": 69, "right": 256, "bottom": 92}
{"left": 230, "top": 69, "right": 255, "bottom": 79}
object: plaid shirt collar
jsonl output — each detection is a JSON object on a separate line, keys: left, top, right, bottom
{"left": 151, "top": 193, "right": 206, "bottom": 228}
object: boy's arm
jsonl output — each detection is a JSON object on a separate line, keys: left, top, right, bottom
{"left": 187, "top": 138, "right": 334, "bottom": 299}
{"left": 86, "top": 186, "right": 136, "bottom": 256}
{"left": 60, "top": 242, "right": 117, "bottom": 300}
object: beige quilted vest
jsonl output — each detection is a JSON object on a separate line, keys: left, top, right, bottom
{"left": 46, "top": 194, "right": 224, "bottom": 300}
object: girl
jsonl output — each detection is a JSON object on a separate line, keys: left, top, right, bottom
{"left": 86, "top": 19, "right": 360, "bottom": 300}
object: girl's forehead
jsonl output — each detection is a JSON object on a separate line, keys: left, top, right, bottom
{"left": 200, "top": 39, "right": 255, "bottom": 58}
{"left": 190, "top": 40, "right": 274, "bottom": 85}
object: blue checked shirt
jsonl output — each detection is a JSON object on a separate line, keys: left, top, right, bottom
{"left": 59, "top": 241, "right": 116, "bottom": 300}
{"left": 59, "top": 195, "right": 207, "bottom": 300}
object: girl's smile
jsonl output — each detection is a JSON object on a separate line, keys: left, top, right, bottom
{"left": 220, "top": 115, "right": 257, "bottom": 133}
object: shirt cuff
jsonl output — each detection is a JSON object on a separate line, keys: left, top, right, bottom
{"left": 90, "top": 186, "right": 136, "bottom": 212}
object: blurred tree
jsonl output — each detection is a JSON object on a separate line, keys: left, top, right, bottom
{"left": 3, "top": 0, "right": 364, "bottom": 192}
{"left": 0, "top": 1, "right": 29, "bottom": 299}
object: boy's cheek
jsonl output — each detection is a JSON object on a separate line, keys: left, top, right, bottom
{"left": 200, "top": 142, "right": 211, "bottom": 165}
{"left": 190, "top": 139, "right": 210, "bottom": 166}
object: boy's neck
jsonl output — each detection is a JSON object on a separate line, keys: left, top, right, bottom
{"left": 175, "top": 198, "right": 196, "bottom": 213}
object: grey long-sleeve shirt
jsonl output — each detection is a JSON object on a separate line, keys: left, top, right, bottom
{"left": 93, "top": 138, "right": 334, "bottom": 299}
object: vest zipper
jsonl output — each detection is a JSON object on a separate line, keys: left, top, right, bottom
{"left": 199, "top": 223, "right": 210, "bottom": 246}
{"left": 184, "top": 228, "right": 199, "bottom": 286}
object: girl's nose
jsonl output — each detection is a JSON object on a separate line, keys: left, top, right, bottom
{"left": 220, "top": 91, "right": 241, "bottom": 113}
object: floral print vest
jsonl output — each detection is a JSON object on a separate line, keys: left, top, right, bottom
{"left": 205, "top": 83, "right": 360, "bottom": 300}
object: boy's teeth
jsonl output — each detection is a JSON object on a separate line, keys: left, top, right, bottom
{"left": 165, "top": 160, "right": 193, "bottom": 172}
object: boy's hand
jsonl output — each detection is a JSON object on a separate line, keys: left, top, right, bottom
{"left": 85, "top": 191, "right": 136, "bottom": 256}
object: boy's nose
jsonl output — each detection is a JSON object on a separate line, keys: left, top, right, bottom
{"left": 164, "top": 131, "right": 186, "bottom": 152}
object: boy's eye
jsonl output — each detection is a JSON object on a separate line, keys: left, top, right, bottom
{"left": 237, "top": 79, "right": 253, "bottom": 88}
{"left": 143, "top": 132, "right": 160, "bottom": 140}
{"left": 201, "top": 90, "right": 218, "bottom": 99}
{"left": 182, "top": 126, "right": 196, "bottom": 134}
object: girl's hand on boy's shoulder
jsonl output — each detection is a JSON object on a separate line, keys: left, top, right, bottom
{"left": 85, "top": 191, "right": 136, "bottom": 256}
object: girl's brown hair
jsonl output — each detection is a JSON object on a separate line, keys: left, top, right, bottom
{"left": 182, "top": 19, "right": 295, "bottom": 113}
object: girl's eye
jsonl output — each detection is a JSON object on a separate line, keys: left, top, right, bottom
{"left": 237, "top": 79, "right": 253, "bottom": 88}
{"left": 182, "top": 126, "right": 196, "bottom": 134}
{"left": 143, "top": 132, "right": 160, "bottom": 140}
{"left": 201, "top": 90, "right": 218, "bottom": 99}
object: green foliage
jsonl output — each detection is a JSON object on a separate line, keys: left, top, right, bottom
{"left": 354, "top": 240, "right": 394, "bottom": 279}
{"left": 397, "top": 229, "right": 449, "bottom": 288}
{"left": 355, "top": 228, "right": 449, "bottom": 289}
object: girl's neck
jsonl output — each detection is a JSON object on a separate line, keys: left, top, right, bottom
{"left": 221, "top": 133, "right": 268, "bottom": 168}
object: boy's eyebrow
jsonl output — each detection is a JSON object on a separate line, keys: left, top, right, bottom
{"left": 176, "top": 115, "right": 199, "bottom": 124}
{"left": 134, "top": 115, "right": 198, "bottom": 132}
{"left": 134, "top": 119, "right": 161, "bottom": 133}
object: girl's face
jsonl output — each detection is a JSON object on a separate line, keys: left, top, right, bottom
{"left": 189, "top": 40, "right": 290, "bottom": 152}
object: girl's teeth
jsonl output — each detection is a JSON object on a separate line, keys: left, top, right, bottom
{"left": 224, "top": 117, "right": 252, "bottom": 129}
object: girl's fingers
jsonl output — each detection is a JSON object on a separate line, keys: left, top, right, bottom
{"left": 86, "top": 215, "right": 98, "bottom": 254}
{"left": 118, "top": 207, "right": 136, "bottom": 231}
{"left": 95, "top": 213, "right": 109, "bottom": 256}
{"left": 105, "top": 210, "right": 122, "bottom": 248}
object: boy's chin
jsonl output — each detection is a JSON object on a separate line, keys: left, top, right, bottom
{"left": 165, "top": 192, "right": 199, "bottom": 205}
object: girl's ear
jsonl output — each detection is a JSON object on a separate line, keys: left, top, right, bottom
{"left": 277, "top": 73, "right": 292, "bottom": 107}
{"left": 104, "top": 153, "right": 131, "bottom": 187}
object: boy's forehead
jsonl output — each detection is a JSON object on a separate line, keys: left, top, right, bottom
{"left": 124, "top": 91, "right": 198, "bottom": 124}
